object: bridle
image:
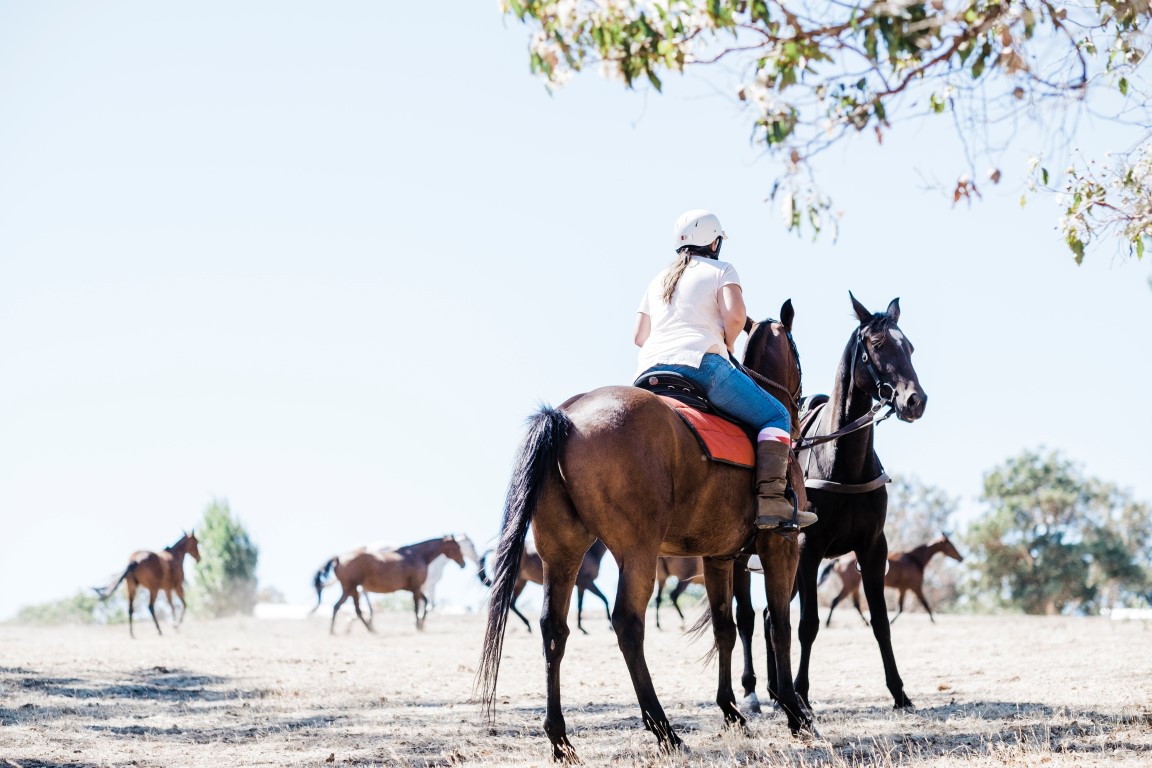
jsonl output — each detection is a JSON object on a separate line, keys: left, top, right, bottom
{"left": 793, "top": 324, "right": 897, "bottom": 453}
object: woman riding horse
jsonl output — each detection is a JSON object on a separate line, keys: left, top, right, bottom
{"left": 633, "top": 209, "right": 815, "bottom": 531}
{"left": 478, "top": 211, "right": 813, "bottom": 759}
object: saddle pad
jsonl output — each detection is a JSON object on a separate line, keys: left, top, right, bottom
{"left": 658, "top": 396, "right": 754, "bottom": 468}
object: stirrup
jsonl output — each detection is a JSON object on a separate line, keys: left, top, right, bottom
{"left": 755, "top": 487, "right": 803, "bottom": 534}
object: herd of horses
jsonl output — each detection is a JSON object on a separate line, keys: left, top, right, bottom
{"left": 92, "top": 293, "right": 958, "bottom": 761}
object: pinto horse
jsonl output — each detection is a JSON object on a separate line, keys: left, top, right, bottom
{"left": 821, "top": 533, "right": 964, "bottom": 626}
{"left": 313, "top": 535, "right": 465, "bottom": 634}
{"left": 763, "top": 293, "right": 927, "bottom": 711}
{"left": 318, "top": 533, "right": 483, "bottom": 624}
{"left": 478, "top": 301, "right": 810, "bottom": 760}
{"left": 478, "top": 539, "right": 613, "bottom": 634}
{"left": 94, "top": 531, "right": 200, "bottom": 638}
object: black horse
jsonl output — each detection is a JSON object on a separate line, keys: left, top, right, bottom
{"left": 745, "top": 293, "right": 926, "bottom": 712}
{"left": 792, "top": 293, "right": 926, "bottom": 708}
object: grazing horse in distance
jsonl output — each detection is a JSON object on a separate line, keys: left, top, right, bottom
{"left": 821, "top": 533, "right": 964, "bottom": 626}
{"left": 774, "top": 293, "right": 927, "bottom": 711}
{"left": 313, "top": 535, "right": 465, "bottom": 634}
{"left": 94, "top": 531, "right": 201, "bottom": 638}
{"left": 653, "top": 556, "right": 703, "bottom": 629}
{"left": 478, "top": 539, "right": 614, "bottom": 634}
{"left": 478, "top": 302, "right": 811, "bottom": 760}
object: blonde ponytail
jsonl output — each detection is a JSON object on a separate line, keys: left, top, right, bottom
{"left": 661, "top": 252, "right": 692, "bottom": 305}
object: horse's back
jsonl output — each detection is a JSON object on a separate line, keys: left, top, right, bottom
{"left": 340, "top": 549, "right": 425, "bottom": 594}
{"left": 553, "top": 385, "right": 754, "bottom": 557}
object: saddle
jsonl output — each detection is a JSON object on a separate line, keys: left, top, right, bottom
{"left": 633, "top": 372, "right": 755, "bottom": 468}
{"left": 633, "top": 371, "right": 714, "bottom": 413}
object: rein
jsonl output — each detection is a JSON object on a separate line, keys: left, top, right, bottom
{"left": 795, "top": 327, "right": 895, "bottom": 494}
{"left": 794, "top": 329, "right": 895, "bottom": 452}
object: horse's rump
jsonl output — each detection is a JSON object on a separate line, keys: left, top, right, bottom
{"left": 557, "top": 386, "right": 754, "bottom": 558}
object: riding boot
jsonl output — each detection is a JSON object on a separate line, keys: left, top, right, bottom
{"left": 754, "top": 439, "right": 818, "bottom": 530}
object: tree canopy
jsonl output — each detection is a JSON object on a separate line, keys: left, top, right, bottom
{"left": 503, "top": 0, "right": 1151, "bottom": 261}
{"left": 969, "top": 448, "right": 1151, "bottom": 614}
{"left": 192, "top": 498, "right": 260, "bottom": 618}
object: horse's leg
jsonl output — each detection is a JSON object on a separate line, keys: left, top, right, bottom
{"left": 701, "top": 558, "right": 744, "bottom": 729}
{"left": 668, "top": 580, "right": 689, "bottom": 624}
{"left": 612, "top": 557, "right": 684, "bottom": 751}
{"left": 350, "top": 589, "right": 374, "bottom": 633}
{"left": 858, "top": 547, "right": 912, "bottom": 708}
{"left": 653, "top": 580, "right": 665, "bottom": 630}
{"left": 825, "top": 592, "right": 842, "bottom": 628}
{"left": 173, "top": 584, "right": 188, "bottom": 626}
{"left": 912, "top": 586, "right": 935, "bottom": 623}
{"left": 538, "top": 549, "right": 585, "bottom": 760}
{"left": 164, "top": 589, "right": 179, "bottom": 631}
{"left": 584, "top": 581, "right": 613, "bottom": 631}
{"left": 575, "top": 586, "right": 588, "bottom": 635}
{"left": 853, "top": 586, "right": 869, "bottom": 625}
{"left": 891, "top": 588, "right": 906, "bottom": 624}
{"left": 330, "top": 590, "right": 351, "bottom": 635}
{"left": 758, "top": 532, "right": 811, "bottom": 735}
{"left": 147, "top": 591, "right": 162, "bottom": 636}
{"left": 510, "top": 580, "right": 533, "bottom": 632}
{"left": 732, "top": 561, "right": 760, "bottom": 712}
{"left": 793, "top": 544, "right": 823, "bottom": 709}
{"left": 126, "top": 579, "right": 138, "bottom": 639}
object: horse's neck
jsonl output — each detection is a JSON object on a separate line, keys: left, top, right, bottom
{"left": 404, "top": 537, "right": 447, "bottom": 564}
{"left": 818, "top": 341, "right": 877, "bottom": 479}
{"left": 905, "top": 543, "right": 937, "bottom": 570}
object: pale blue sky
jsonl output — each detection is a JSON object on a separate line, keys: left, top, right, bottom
{"left": 1, "top": 2, "right": 1149, "bottom": 621}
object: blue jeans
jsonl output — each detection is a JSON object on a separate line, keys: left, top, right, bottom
{"left": 640, "top": 353, "right": 790, "bottom": 434}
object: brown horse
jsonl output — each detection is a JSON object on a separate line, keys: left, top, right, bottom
{"left": 820, "top": 533, "right": 964, "bottom": 626}
{"left": 478, "top": 539, "right": 613, "bottom": 634}
{"left": 94, "top": 531, "right": 201, "bottom": 638}
{"left": 313, "top": 535, "right": 465, "bottom": 634}
{"left": 653, "top": 556, "right": 703, "bottom": 629}
{"left": 478, "top": 301, "right": 810, "bottom": 759}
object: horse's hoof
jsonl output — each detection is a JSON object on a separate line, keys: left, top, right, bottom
{"left": 550, "top": 737, "right": 579, "bottom": 763}
{"left": 894, "top": 696, "right": 915, "bottom": 710}
{"left": 742, "top": 692, "right": 762, "bottom": 714}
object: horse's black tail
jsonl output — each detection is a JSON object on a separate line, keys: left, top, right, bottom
{"left": 476, "top": 549, "right": 495, "bottom": 587}
{"left": 817, "top": 559, "right": 837, "bottom": 587}
{"left": 476, "top": 404, "right": 570, "bottom": 721}
{"left": 310, "top": 557, "right": 338, "bottom": 615}
{"left": 93, "top": 562, "right": 136, "bottom": 601}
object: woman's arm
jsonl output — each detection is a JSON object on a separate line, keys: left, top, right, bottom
{"left": 634, "top": 312, "right": 651, "bottom": 348}
{"left": 718, "top": 284, "right": 747, "bottom": 352}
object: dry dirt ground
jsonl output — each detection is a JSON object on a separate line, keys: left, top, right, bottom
{"left": 1, "top": 609, "right": 1150, "bottom": 767}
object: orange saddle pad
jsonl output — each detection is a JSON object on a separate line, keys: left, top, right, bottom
{"left": 658, "top": 396, "right": 754, "bottom": 468}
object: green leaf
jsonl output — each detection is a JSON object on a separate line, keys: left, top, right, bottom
{"left": 1041, "top": 167, "right": 1049, "bottom": 186}
{"left": 1119, "top": 77, "right": 1129, "bottom": 96}
{"left": 1067, "top": 232, "right": 1085, "bottom": 265}
{"left": 1137, "top": 236, "right": 1146, "bottom": 260}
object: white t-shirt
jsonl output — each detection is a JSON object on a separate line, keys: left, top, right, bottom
{"left": 635, "top": 255, "right": 741, "bottom": 378}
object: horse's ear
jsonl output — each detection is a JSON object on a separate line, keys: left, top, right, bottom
{"left": 886, "top": 297, "right": 901, "bottom": 324}
{"left": 779, "top": 299, "right": 794, "bottom": 332}
{"left": 849, "top": 291, "right": 872, "bottom": 325}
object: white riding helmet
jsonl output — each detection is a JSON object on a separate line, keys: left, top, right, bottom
{"left": 673, "top": 209, "right": 727, "bottom": 251}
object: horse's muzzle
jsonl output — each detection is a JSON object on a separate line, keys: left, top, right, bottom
{"left": 896, "top": 390, "right": 927, "bottom": 422}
